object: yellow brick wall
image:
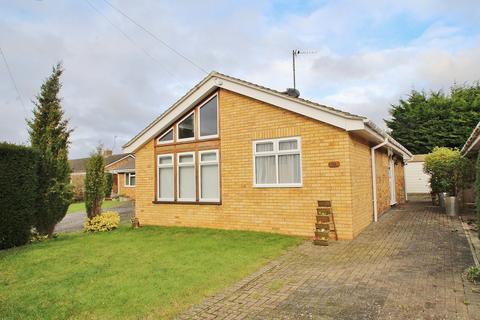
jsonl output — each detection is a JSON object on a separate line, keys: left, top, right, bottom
{"left": 135, "top": 89, "right": 357, "bottom": 239}
{"left": 375, "top": 149, "right": 391, "bottom": 215}
{"left": 394, "top": 161, "right": 406, "bottom": 204}
{"left": 348, "top": 134, "right": 373, "bottom": 237}
{"left": 117, "top": 173, "right": 136, "bottom": 199}
{"left": 133, "top": 89, "right": 407, "bottom": 239}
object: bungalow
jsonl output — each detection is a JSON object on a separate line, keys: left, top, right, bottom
{"left": 69, "top": 149, "right": 136, "bottom": 200}
{"left": 123, "top": 72, "right": 411, "bottom": 239}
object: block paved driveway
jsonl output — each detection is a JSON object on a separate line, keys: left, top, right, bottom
{"left": 179, "top": 202, "right": 480, "bottom": 319}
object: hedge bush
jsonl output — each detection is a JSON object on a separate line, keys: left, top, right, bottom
{"left": 83, "top": 211, "right": 120, "bottom": 232}
{"left": 0, "top": 143, "right": 38, "bottom": 249}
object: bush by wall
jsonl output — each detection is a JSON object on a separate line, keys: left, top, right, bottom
{"left": 83, "top": 211, "right": 120, "bottom": 232}
{"left": 0, "top": 143, "right": 38, "bottom": 249}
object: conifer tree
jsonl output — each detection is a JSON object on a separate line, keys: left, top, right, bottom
{"left": 84, "top": 148, "right": 106, "bottom": 219}
{"left": 27, "top": 63, "right": 73, "bottom": 237}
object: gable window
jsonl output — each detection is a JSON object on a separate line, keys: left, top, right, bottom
{"left": 157, "top": 128, "right": 173, "bottom": 144}
{"left": 177, "top": 152, "right": 196, "bottom": 201}
{"left": 125, "top": 172, "right": 136, "bottom": 187}
{"left": 199, "top": 95, "right": 218, "bottom": 139}
{"left": 157, "top": 154, "right": 174, "bottom": 201}
{"left": 199, "top": 150, "right": 219, "bottom": 202}
{"left": 177, "top": 111, "right": 195, "bottom": 141}
{"left": 253, "top": 137, "right": 302, "bottom": 187}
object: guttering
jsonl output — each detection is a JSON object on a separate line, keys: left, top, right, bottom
{"left": 371, "top": 138, "right": 388, "bottom": 222}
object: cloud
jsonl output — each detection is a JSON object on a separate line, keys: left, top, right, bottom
{"left": 1, "top": 0, "right": 479, "bottom": 158}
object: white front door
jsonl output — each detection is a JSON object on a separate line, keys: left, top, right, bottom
{"left": 389, "top": 157, "right": 396, "bottom": 205}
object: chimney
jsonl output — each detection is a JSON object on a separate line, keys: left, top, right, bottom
{"left": 283, "top": 88, "right": 300, "bottom": 98}
{"left": 101, "top": 149, "right": 113, "bottom": 158}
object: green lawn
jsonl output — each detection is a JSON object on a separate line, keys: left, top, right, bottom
{"left": 67, "top": 199, "right": 129, "bottom": 214}
{"left": 0, "top": 226, "right": 302, "bottom": 319}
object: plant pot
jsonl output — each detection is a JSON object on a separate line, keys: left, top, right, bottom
{"left": 439, "top": 192, "right": 448, "bottom": 209}
{"left": 445, "top": 196, "right": 459, "bottom": 217}
{"left": 313, "top": 239, "right": 329, "bottom": 246}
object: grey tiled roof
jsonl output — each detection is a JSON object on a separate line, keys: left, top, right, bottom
{"left": 69, "top": 153, "right": 132, "bottom": 173}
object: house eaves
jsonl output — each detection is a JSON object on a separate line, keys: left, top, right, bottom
{"left": 461, "top": 121, "right": 480, "bottom": 157}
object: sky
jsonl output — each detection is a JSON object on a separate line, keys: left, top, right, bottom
{"left": 1, "top": 0, "right": 479, "bottom": 158}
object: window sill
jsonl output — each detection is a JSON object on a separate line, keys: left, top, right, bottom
{"left": 152, "top": 200, "right": 222, "bottom": 205}
{"left": 253, "top": 184, "right": 303, "bottom": 188}
{"left": 124, "top": 185, "right": 135, "bottom": 188}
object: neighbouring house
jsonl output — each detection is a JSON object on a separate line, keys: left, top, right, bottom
{"left": 122, "top": 72, "right": 411, "bottom": 240}
{"left": 405, "top": 154, "right": 431, "bottom": 199}
{"left": 69, "top": 149, "right": 135, "bottom": 200}
{"left": 460, "top": 122, "right": 480, "bottom": 205}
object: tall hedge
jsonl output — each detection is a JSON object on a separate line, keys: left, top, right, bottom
{"left": 0, "top": 143, "right": 38, "bottom": 249}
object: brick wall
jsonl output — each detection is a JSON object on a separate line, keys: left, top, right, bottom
{"left": 106, "top": 157, "right": 135, "bottom": 199}
{"left": 117, "top": 173, "right": 136, "bottom": 199}
{"left": 135, "top": 89, "right": 358, "bottom": 239}
{"left": 375, "top": 149, "right": 391, "bottom": 216}
{"left": 348, "top": 134, "right": 374, "bottom": 237}
{"left": 394, "top": 160, "right": 406, "bottom": 204}
{"left": 134, "top": 89, "right": 407, "bottom": 239}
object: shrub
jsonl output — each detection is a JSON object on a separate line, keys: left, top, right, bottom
{"left": 83, "top": 211, "right": 120, "bottom": 232}
{"left": 84, "top": 148, "right": 105, "bottom": 218}
{"left": 104, "top": 173, "right": 113, "bottom": 198}
{"left": 28, "top": 63, "right": 73, "bottom": 237}
{"left": 424, "top": 147, "right": 472, "bottom": 195}
{"left": 466, "top": 266, "right": 480, "bottom": 283}
{"left": 0, "top": 143, "right": 39, "bottom": 249}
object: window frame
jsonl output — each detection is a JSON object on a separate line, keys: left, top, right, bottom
{"left": 252, "top": 137, "right": 302, "bottom": 188}
{"left": 157, "top": 128, "right": 174, "bottom": 145}
{"left": 198, "top": 149, "right": 220, "bottom": 202}
{"left": 124, "top": 172, "right": 136, "bottom": 187}
{"left": 176, "top": 151, "right": 196, "bottom": 202}
{"left": 198, "top": 93, "right": 219, "bottom": 140}
{"left": 176, "top": 110, "right": 196, "bottom": 143}
{"left": 157, "top": 154, "right": 174, "bottom": 201}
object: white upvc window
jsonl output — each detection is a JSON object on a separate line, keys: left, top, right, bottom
{"left": 157, "top": 154, "right": 174, "bottom": 201}
{"left": 198, "top": 150, "right": 220, "bottom": 202}
{"left": 177, "top": 152, "right": 196, "bottom": 201}
{"left": 176, "top": 111, "right": 195, "bottom": 142}
{"left": 157, "top": 128, "right": 173, "bottom": 145}
{"left": 125, "top": 172, "right": 136, "bottom": 187}
{"left": 253, "top": 137, "right": 302, "bottom": 187}
{"left": 198, "top": 94, "right": 218, "bottom": 140}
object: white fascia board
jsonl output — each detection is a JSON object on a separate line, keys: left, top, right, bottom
{"left": 219, "top": 79, "right": 363, "bottom": 131}
{"left": 123, "top": 78, "right": 218, "bottom": 153}
{"left": 357, "top": 126, "right": 412, "bottom": 160}
{"left": 462, "top": 133, "right": 480, "bottom": 157}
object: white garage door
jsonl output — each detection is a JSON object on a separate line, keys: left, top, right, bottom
{"left": 405, "top": 161, "right": 431, "bottom": 193}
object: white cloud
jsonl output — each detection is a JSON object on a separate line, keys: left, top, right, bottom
{"left": 1, "top": 0, "right": 479, "bottom": 158}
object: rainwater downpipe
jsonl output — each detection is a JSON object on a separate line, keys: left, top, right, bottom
{"left": 371, "top": 138, "right": 388, "bottom": 222}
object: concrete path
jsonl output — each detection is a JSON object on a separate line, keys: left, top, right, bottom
{"left": 179, "top": 202, "right": 480, "bottom": 319}
{"left": 54, "top": 202, "right": 134, "bottom": 233}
